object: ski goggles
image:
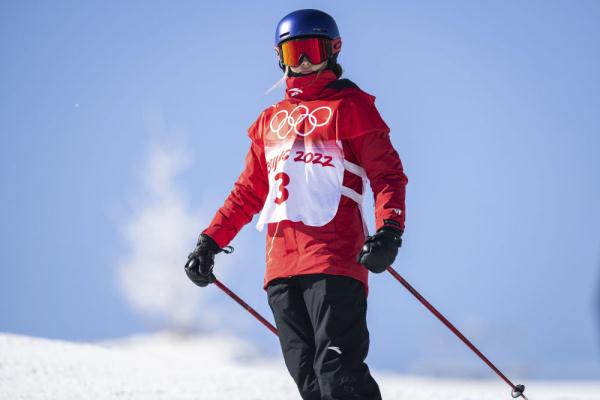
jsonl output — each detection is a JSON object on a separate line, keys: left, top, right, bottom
{"left": 276, "top": 37, "right": 341, "bottom": 67}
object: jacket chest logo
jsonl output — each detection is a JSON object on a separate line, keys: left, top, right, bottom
{"left": 269, "top": 104, "right": 333, "bottom": 139}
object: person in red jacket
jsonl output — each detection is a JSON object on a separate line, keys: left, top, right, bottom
{"left": 185, "top": 9, "right": 407, "bottom": 400}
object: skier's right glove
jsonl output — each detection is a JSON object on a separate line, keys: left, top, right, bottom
{"left": 184, "top": 233, "right": 231, "bottom": 287}
{"left": 357, "top": 224, "right": 403, "bottom": 273}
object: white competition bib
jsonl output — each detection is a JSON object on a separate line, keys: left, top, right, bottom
{"left": 256, "top": 139, "right": 345, "bottom": 231}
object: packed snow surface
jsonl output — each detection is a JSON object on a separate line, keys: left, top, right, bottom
{"left": 1, "top": 332, "right": 599, "bottom": 400}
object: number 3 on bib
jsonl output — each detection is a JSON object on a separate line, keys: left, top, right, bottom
{"left": 274, "top": 172, "right": 290, "bottom": 204}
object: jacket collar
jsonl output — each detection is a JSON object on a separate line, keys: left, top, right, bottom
{"left": 285, "top": 69, "right": 338, "bottom": 101}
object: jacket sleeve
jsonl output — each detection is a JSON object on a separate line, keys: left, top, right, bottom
{"left": 202, "top": 140, "right": 269, "bottom": 248}
{"left": 346, "top": 131, "right": 408, "bottom": 232}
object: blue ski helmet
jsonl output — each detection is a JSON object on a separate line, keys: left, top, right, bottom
{"left": 274, "top": 9, "right": 342, "bottom": 75}
{"left": 274, "top": 9, "right": 340, "bottom": 46}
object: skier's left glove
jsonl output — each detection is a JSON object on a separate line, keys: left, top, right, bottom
{"left": 357, "top": 223, "right": 403, "bottom": 273}
{"left": 184, "top": 233, "right": 231, "bottom": 287}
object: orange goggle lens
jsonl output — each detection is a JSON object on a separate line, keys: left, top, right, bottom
{"left": 279, "top": 37, "right": 332, "bottom": 67}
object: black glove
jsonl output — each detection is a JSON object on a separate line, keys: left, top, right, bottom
{"left": 357, "top": 225, "right": 403, "bottom": 273}
{"left": 185, "top": 233, "right": 229, "bottom": 287}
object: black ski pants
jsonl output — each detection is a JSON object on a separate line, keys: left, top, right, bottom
{"left": 267, "top": 274, "right": 382, "bottom": 400}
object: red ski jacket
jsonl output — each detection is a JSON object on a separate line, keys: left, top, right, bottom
{"left": 203, "top": 69, "right": 407, "bottom": 293}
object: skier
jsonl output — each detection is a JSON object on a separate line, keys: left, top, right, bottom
{"left": 185, "top": 9, "right": 408, "bottom": 400}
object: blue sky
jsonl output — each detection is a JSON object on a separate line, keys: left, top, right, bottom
{"left": 1, "top": 1, "right": 599, "bottom": 380}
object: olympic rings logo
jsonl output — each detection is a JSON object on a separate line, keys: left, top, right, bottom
{"left": 269, "top": 105, "right": 333, "bottom": 139}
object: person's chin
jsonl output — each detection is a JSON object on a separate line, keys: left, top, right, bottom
{"left": 288, "top": 68, "right": 320, "bottom": 77}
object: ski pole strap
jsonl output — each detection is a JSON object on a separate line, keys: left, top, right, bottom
{"left": 220, "top": 245, "right": 234, "bottom": 254}
{"left": 386, "top": 266, "right": 527, "bottom": 400}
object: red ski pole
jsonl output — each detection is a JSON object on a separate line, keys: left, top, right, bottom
{"left": 386, "top": 266, "right": 527, "bottom": 399}
{"left": 213, "top": 278, "right": 279, "bottom": 336}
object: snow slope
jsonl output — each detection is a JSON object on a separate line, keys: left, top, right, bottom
{"left": 1, "top": 332, "right": 599, "bottom": 400}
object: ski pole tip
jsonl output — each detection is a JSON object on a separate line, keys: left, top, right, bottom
{"left": 511, "top": 384, "right": 526, "bottom": 399}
